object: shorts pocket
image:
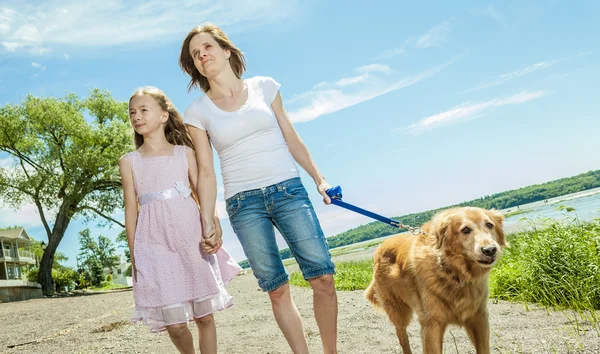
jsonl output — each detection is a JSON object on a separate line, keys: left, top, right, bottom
{"left": 226, "top": 197, "right": 242, "bottom": 217}
{"left": 283, "top": 183, "right": 308, "bottom": 199}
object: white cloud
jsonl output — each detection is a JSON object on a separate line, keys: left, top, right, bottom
{"left": 331, "top": 65, "right": 391, "bottom": 87}
{"left": 374, "top": 48, "right": 405, "bottom": 60}
{"left": 470, "top": 4, "right": 510, "bottom": 29}
{"left": 64, "top": 53, "right": 69, "bottom": 60}
{"left": 408, "top": 91, "right": 546, "bottom": 134}
{"left": 334, "top": 73, "right": 370, "bottom": 87}
{"left": 31, "top": 62, "right": 45, "bottom": 70}
{"left": 416, "top": 20, "right": 452, "bottom": 49}
{"left": 499, "top": 61, "right": 558, "bottom": 80}
{"left": 483, "top": 4, "right": 504, "bottom": 23}
{"left": 288, "top": 57, "right": 458, "bottom": 123}
{"left": 0, "top": 203, "right": 44, "bottom": 229}
{"left": 357, "top": 64, "right": 391, "bottom": 74}
{"left": 30, "top": 47, "right": 50, "bottom": 55}
{"left": 0, "top": 8, "right": 15, "bottom": 35}
{"left": 462, "top": 60, "right": 559, "bottom": 93}
{"left": 2, "top": 41, "right": 24, "bottom": 51}
{"left": 0, "top": 0, "right": 298, "bottom": 54}
{"left": 0, "top": 157, "right": 13, "bottom": 168}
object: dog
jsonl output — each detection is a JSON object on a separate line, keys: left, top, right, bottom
{"left": 365, "top": 207, "right": 507, "bottom": 354}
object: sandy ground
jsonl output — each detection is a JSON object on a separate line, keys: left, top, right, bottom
{"left": 2, "top": 268, "right": 599, "bottom": 354}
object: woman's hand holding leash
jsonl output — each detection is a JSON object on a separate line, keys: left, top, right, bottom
{"left": 317, "top": 179, "right": 332, "bottom": 205}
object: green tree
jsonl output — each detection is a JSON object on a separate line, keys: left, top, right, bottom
{"left": 26, "top": 238, "right": 76, "bottom": 292}
{"left": 30, "top": 239, "right": 68, "bottom": 269}
{"left": 77, "top": 228, "right": 120, "bottom": 273}
{"left": 89, "top": 258, "right": 104, "bottom": 287}
{"left": 0, "top": 90, "right": 132, "bottom": 294}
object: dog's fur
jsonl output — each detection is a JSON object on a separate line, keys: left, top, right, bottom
{"left": 365, "top": 207, "right": 507, "bottom": 354}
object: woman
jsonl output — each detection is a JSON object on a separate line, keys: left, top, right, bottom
{"left": 179, "top": 23, "right": 338, "bottom": 354}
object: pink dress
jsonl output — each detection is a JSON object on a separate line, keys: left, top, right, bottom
{"left": 127, "top": 145, "right": 242, "bottom": 332}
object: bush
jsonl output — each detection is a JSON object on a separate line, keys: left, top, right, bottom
{"left": 78, "top": 271, "right": 92, "bottom": 289}
{"left": 27, "top": 268, "right": 38, "bottom": 283}
{"left": 106, "top": 274, "right": 113, "bottom": 282}
{"left": 490, "top": 217, "right": 600, "bottom": 310}
{"left": 26, "top": 267, "right": 77, "bottom": 292}
{"left": 52, "top": 268, "right": 78, "bottom": 292}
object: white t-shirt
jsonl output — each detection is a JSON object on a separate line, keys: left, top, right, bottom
{"left": 183, "top": 76, "right": 300, "bottom": 200}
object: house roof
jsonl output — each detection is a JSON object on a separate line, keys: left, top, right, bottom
{"left": 0, "top": 228, "right": 35, "bottom": 244}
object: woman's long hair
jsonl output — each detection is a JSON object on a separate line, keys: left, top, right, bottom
{"left": 179, "top": 22, "right": 246, "bottom": 93}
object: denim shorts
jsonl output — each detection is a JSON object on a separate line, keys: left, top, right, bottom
{"left": 225, "top": 177, "right": 336, "bottom": 292}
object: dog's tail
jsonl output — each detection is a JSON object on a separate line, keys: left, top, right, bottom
{"left": 364, "top": 279, "right": 380, "bottom": 307}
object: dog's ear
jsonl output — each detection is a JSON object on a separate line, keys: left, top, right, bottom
{"left": 488, "top": 209, "right": 508, "bottom": 247}
{"left": 430, "top": 214, "right": 450, "bottom": 249}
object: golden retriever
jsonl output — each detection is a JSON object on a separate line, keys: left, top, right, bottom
{"left": 365, "top": 207, "right": 506, "bottom": 354}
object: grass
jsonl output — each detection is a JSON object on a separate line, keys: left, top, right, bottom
{"left": 490, "top": 216, "right": 600, "bottom": 311}
{"left": 283, "top": 239, "right": 384, "bottom": 267}
{"left": 90, "top": 281, "right": 130, "bottom": 291}
{"left": 290, "top": 259, "right": 374, "bottom": 291}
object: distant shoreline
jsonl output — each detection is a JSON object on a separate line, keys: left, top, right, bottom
{"left": 501, "top": 186, "right": 600, "bottom": 214}
{"left": 315, "top": 187, "right": 600, "bottom": 261}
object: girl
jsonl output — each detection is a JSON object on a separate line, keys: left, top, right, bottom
{"left": 178, "top": 23, "right": 338, "bottom": 354}
{"left": 119, "top": 86, "right": 242, "bottom": 354}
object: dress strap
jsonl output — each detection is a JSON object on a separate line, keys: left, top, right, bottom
{"left": 176, "top": 145, "right": 190, "bottom": 181}
{"left": 124, "top": 151, "right": 141, "bottom": 194}
{"left": 126, "top": 151, "right": 140, "bottom": 177}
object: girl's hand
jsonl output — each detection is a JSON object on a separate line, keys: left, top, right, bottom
{"left": 317, "top": 180, "right": 332, "bottom": 205}
{"left": 201, "top": 234, "right": 222, "bottom": 254}
{"left": 201, "top": 217, "right": 223, "bottom": 254}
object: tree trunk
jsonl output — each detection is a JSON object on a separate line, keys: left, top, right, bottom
{"left": 38, "top": 250, "right": 54, "bottom": 295}
{"left": 37, "top": 207, "right": 73, "bottom": 295}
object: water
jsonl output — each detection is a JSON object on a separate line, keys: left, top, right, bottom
{"left": 504, "top": 191, "right": 600, "bottom": 230}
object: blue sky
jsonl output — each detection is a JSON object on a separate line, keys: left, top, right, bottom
{"left": 1, "top": 1, "right": 599, "bottom": 268}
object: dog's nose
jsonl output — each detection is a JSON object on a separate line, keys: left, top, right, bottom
{"left": 481, "top": 245, "right": 497, "bottom": 257}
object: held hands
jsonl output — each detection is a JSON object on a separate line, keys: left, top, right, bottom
{"left": 316, "top": 179, "right": 332, "bottom": 205}
{"left": 201, "top": 216, "right": 223, "bottom": 254}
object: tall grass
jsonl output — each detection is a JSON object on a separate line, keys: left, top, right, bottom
{"left": 490, "top": 217, "right": 600, "bottom": 310}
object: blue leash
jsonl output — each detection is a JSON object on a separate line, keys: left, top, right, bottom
{"left": 325, "top": 185, "right": 404, "bottom": 229}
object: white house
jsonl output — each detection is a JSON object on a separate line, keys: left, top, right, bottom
{"left": 0, "top": 227, "right": 42, "bottom": 302}
{"left": 103, "top": 254, "right": 133, "bottom": 286}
